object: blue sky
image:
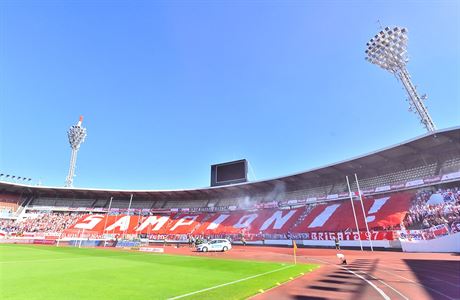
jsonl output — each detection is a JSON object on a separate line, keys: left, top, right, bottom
{"left": 0, "top": 0, "right": 459, "bottom": 190}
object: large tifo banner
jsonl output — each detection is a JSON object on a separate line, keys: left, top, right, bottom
{"left": 66, "top": 193, "right": 412, "bottom": 236}
{"left": 65, "top": 209, "right": 303, "bottom": 235}
{"left": 292, "top": 192, "right": 412, "bottom": 232}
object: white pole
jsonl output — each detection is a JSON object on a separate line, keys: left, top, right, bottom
{"left": 346, "top": 176, "right": 363, "bottom": 251}
{"left": 103, "top": 197, "right": 113, "bottom": 247}
{"left": 123, "top": 194, "right": 133, "bottom": 238}
{"left": 138, "top": 209, "right": 142, "bottom": 239}
{"left": 56, "top": 231, "right": 62, "bottom": 247}
{"left": 112, "top": 212, "right": 119, "bottom": 236}
{"left": 354, "top": 173, "right": 374, "bottom": 251}
{"left": 128, "top": 194, "right": 133, "bottom": 210}
{"left": 147, "top": 212, "right": 153, "bottom": 241}
{"left": 79, "top": 229, "right": 85, "bottom": 248}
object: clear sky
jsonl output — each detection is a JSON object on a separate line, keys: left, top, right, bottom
{"left": 0, "top": 0, "right": 459, "bottom": 190}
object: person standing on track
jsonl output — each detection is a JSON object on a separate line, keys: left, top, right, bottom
{"left": 335, "top": 237, "right": 340, "bottom": 250}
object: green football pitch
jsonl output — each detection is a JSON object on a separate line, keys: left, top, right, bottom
{"left": 0, "top": 244, "right": 317, "bottom": 300}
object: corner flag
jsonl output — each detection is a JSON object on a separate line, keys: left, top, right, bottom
{"left": 293, "top": 240, "right": 297, "bottom": 265}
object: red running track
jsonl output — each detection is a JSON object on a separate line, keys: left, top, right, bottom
{"left": 166, "top": 245, "right": 460, "bottom": 300}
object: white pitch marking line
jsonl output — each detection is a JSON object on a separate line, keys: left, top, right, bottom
{"left": 377, "top": 279, "right": 410, "bottom": 300}
{"left": 341, "top": 267, "right": 391, "bottom": 300}
{"left": 357, "top": 270, "right": 409, "bottom": 300}
{"left": 307, "top": 257, "right": 392, "bottom": 300}
{"left": 167, "top": 265, "right": 294, "bottom": 300}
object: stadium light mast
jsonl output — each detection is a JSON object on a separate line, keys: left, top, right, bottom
{"left": 365, "top": 26, "right": 436, "bottom": 132}
{"left": 65, "top": 116, "right": 87, "bottom": 187}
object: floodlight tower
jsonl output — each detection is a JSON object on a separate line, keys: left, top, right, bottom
{"left": 65, "top": 116, "right": 87, "bottom": 187}
{"left": 365, "top": 26, "right": 436, "bottom": 132}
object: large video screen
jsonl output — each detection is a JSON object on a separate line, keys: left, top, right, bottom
{"left": 211, "top": 159, "right": 248, "bottom": 187}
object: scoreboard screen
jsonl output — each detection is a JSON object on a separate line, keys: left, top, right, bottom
{"left": 211, "top": 159, "right": 248, "bottom": 187}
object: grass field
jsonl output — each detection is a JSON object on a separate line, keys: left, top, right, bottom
{"left": 0, "top": 244, "right": 317, "bottom": 300}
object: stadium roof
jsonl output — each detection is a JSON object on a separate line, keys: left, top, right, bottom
{"left": 1, "top": 126, "right": 459, "bottom": 201}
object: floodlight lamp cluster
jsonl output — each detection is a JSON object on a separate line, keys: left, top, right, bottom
{"left": 364, "top": 26, "right": 436, "bottom": 132}
{"left": 0, "top": 173, "right": 32, "bottom": 183}
{"left": 67, "top": 125, "right": 87, "bottom": 149}
{"left": 65, "top": 117, "right": 87, "bottom": 187}
{"left": 365, "top": 26, "right": 409, "bottom": 73}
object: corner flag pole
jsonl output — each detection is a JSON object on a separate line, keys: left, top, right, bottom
{"left": 354, "top": 173, "right": 374, "bottom": 251}
{"left": 293, "top": 240, "right": 297, "bottom": 265}
{"left": 346, "top": 176, "right": 363, "bottom": 251}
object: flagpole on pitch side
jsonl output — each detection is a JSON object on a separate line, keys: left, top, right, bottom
{"left": 293, "top": 240, "right": 297, "bottom": 265}
{"left": 346, "top": 176, "right": 363, "bottom": 251}
{"left": 354, "top": 173, "right": 374, "bottom": 251}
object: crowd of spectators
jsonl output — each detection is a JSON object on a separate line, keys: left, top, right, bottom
{"left": 403, "top": 186, "right": 460, "bottom": 230}
{"left": 0, "top": 212, "right": 83, "bottom": 234}
{"left": 1, "top": 186, "right": 460, "bottom": 237}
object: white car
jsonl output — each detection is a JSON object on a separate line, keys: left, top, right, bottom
{"left": 196, "top": 239, "right": 232, "bottom": 252}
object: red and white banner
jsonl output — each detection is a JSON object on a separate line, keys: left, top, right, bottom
{"left": 66, "top": 192, "right": 412, "bottom": 236}
{"left": 398, "top": 222, "right": 453, "bottom": 241}
{"left": 66, "top": 209, "right": 304, "bottom": 235}
{"left": 430, "top": 224, "right": 449, "bottom": 237}
{"left": 291, "top": 193, "right": 412, "bottom": 233}
{"left": 306, "top": 231, "right": 394, "bottom": 241}
{"left": 33, "top": 239, "right": 56, "bottom": 245}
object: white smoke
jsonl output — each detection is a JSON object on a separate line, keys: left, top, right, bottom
{"left": 236, "top": 181, "right": 287, "bottom": 209}
{"left": 238, "top": 196, "right": 253, "bottom": 209}
{"left": 266, "top": 181, "right": 286, "bottom": 202}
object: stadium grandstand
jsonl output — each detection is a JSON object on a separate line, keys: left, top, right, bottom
{"left": 2, "top": 3, "right": 459, "bottom": 298}
{"left": 1, "top": 127, "right": 459, "bottom": 251}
